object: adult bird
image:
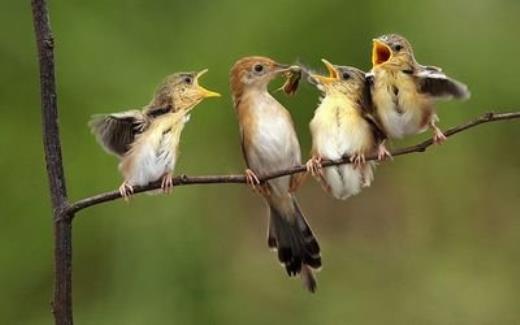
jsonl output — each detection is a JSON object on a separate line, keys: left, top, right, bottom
{"left": 230, "top": 56, "right": 321, "bottom": 292}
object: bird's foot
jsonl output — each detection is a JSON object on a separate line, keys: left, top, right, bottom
{"left": 306, "top": 156, "right": 323, "bottom": 177}
{"left": 350, "top": 153, "right": 366, "bottom": 169}
{"left": 119, "top": 182, "right": 134, "bottom": 201}
{"left": 432, "top": 126, "right": 447, "bottom": 145}
{"left": 377, "top": 142, "right": 392, "bottom": 161}
{"left": 245, "top": 169, "right": 262, "bottom": 194}
{"left": 161, "top": 172, "right": 174, "bottom": 194}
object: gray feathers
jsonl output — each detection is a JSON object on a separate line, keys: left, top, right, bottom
{"left": 416, "top": 66, "right": 470, "bottom": 100}
{"left": 89, "top": 105, "right": 174, "bottom": 157}
{"left": 89, "top": 110, "right": 148, "bottom": 157}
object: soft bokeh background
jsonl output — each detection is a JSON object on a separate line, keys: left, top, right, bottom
{"left": 1, "top": 0, "right": 519, "bottom": 324}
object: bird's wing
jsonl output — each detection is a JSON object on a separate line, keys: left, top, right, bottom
{"left": 239, "top": 126, "right": 252, "bottom": 169}
{"left": 415, "top": 65, "right": 470, "bottom": 100}
{"left": 145, "top": 104, "right": 173, "bottom": 118}
{"left": 362, "top": 74, "right": 387, "bottom": 142}
{"left": 89, "top": 110, "right": 148, "bottom": 157}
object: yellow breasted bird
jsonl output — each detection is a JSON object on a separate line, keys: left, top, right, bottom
{"left": 90, "top": 70, "right": 220, "bottom": 199}
{"left": 230, "top": 56, "right": 321, "bottom": 292}
{"left": 369, "top": 34, "right": 470, "bottom": 143}
{"left": 306, "top": 59, "right": 389, "bottom": 200}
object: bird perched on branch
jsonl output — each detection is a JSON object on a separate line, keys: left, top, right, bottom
{"left": 90, "top": 70, "right": 220, "bottom": 199}
{"left": 230, "top": 56, "right": 321, "bottom": 292}
{"left": 368, "top": 34, "right": 470, "bottom": 143}
{"left": 306, "top": 59, "right": 389, "bottom": 200}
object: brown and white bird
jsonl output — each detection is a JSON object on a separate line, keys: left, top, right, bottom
{"left": 230, "top": 56, "right": 321, "bottom": 292}
{"left": 90, "top": 70, "right": 220, "bottom": 199}
{"left": 369, "top": 34, "right": 470, "bottom": 143}
{"left": 306, "top": 59, "right": 388, "bottom": 200}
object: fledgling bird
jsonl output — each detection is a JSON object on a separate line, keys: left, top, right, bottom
{"left": 230, "top": 56, "right": 321, "bottom": 292}
{"left": 89, "top": 70, "right": 220, "bottom": 199}
{"left": 306, "top": 59, "right": 389, "bottom": 200}
{"left": 369, "top": 34, "right": 470, "bottom": 143}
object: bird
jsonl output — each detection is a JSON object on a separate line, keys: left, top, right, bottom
{"left": 305, "top": 59, "right": 389, "bottom": 200}
{"left": 368, "top": 34, "right": 470, "bottom": 143}
{"left": 89, "top": 70, "right": 220, "bottom": 199}
{"left": 230, "top": 56, "right": 321, "bottom": 292}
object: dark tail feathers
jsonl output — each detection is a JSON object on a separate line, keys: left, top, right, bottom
{"left": 268, "top": 198, "right": 321, "bottom": 292}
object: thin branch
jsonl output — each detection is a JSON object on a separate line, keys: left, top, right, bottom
{"left": 31, "top": 0, "right": 74, "bottom": 324}
{"left": 68, "top": 111, "right": 520, "bottom": 216}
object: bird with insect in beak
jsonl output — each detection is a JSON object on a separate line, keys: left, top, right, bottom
{"left": 306, "top": 59, "right": 389, "bottom": 200}
{"left": 230, "top": 56, "right": 321, "bottom": 292}
{"left": 368, "top": 34, "right": 470, "bottom": 144}
{"left": 90, "top": 70, "right": 220, "bottom": 199}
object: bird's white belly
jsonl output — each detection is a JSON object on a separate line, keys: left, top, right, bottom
{"left": 310, "top": 105, "right": 375, "bottom": 200}
{"left": 374, "top": 73, "right": 428, "bottom": 139}
{"left": 312, "top": 109, "right": 371, "bottom": 159}
{"left": 247, "top": 110, "right": 300, "bottom": 196}
{"left": 126, "top": 129, "right": 178, "bottom": 186}
{"left": 250, "top": 114, "right": 298, "bottom": 174}
{"left": 380, "top": 103, "right": 424, "bottom": 138}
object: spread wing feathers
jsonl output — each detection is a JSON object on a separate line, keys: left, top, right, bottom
{"left": 89, "top": 110, "right": 148, "bottom": 157}
{"left": 415, "top": 66, "right": 470, "bottom": 100}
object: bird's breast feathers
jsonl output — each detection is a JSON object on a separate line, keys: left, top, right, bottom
{"left": 120, "top": 113, "right": 185, "bottom": 185}
{"left": 239, "top": 92, "right": 301, "bottom": 175}
{"left": 372, "top": 69, "right": 433, "bottom": 138}
{"left": 310, "top": 96, "right": 374, "bottom": 160}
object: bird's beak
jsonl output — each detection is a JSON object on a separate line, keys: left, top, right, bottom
{"left": 372, "top": 39, "right": 392, "bottom": 67}
{"left": 195, "top": 69, "right": 221, "bottom": 98}
{"left": 308, "top": 59, "right": 338, "bottom": 85}
{"left": 273, "top": 63, "right": 293, "bottom": 74}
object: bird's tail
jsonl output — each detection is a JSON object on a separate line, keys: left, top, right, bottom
{"left": 324, "top": 162, "right": 375, "bottom": 200}
{"left": 267, "top": 195, "right": 321, "bottom": 293}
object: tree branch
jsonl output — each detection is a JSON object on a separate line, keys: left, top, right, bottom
{"left": 68, "top": 111, "right": 520, "bottom": 216}
{"left": 31, "top": 0, "right": 74, "bottom": 324}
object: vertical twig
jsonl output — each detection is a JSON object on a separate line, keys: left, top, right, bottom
{"left": 31, "top": 0, "right": 73, "bottom": 324}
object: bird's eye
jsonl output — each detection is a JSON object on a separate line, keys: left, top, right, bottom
{"left": 184, "top": 77, "right": 192, "bottom": 84}
{"left": 394, "top": 44, "right": 403, "bottom": 52}
{"left": 254, "top": 64, "right": 264, "bottom": 73}
{"left": 342, "top": 72, "right": 350, "bottom": 80}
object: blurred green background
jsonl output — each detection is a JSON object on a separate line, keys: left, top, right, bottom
{"left": 1, "top": 0, "right": 519, "bottom": 324}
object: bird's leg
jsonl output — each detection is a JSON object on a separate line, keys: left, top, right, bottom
{"left": 350, "top": 152, "right": 366, "bottom": 169}
{"left": 430, "top": 121, "right": 447, "bottom": 144}
{"left": 289, "top": 171, "right": 307, "bottom": 192}
{"left": 245, "top": 168, "right": 262, "bottom": 194}
{"left": 306, "top": 155, "right": 331, "bottom": 192}
{"left": 377, "top": 140, "right": 392, "bottom": 161}
{"left": 118, "top": 181, "right": 134, "bottom": 201}
{"left": 161, "top": 172, "right": 174, "bottom": 194}
{"left": 305, "top": 155, "right": 324, "bottom": 177}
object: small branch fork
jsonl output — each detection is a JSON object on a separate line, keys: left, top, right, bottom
{"left": 67, "top": 111, "right": 520, "bottom": 216}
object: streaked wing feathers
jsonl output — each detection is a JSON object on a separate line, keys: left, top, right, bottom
{"left": 89, "top": 110, "right": 148, "bottom": 157}
{"left": 416, "top": 66, "right": 470, "bottom": 100}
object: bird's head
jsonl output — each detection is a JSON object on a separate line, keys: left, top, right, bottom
{"left": 308, "top": 59, "right": 366, "bottom": 97}
{"left": 372, "top": 34, "right": 415, "bottom": 69}
{"left": 150, "top": 69, "right": 220, "bottom": 112}
{"left": 230, "top": 56, "right": 293, "bottom": 100}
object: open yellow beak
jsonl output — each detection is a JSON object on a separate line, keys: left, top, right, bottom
{"left": 309, "top": 59, "right": 339, "bottom": 85}
{"left": 195, "top": 69, "right": 221, "bottom": 98}
{"left": 372, "top": 39, "right": 392, "bottom": 67}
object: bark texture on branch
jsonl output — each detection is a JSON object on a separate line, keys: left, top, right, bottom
{"left": 31, "top": 0, "right": 73, "bottom": 324}
{"left": 68, "top": 111, "right": 520, "bottom": 216}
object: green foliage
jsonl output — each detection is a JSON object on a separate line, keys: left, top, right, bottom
{"left": 1, "top": 0, "right": 519, "bottom": 323}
